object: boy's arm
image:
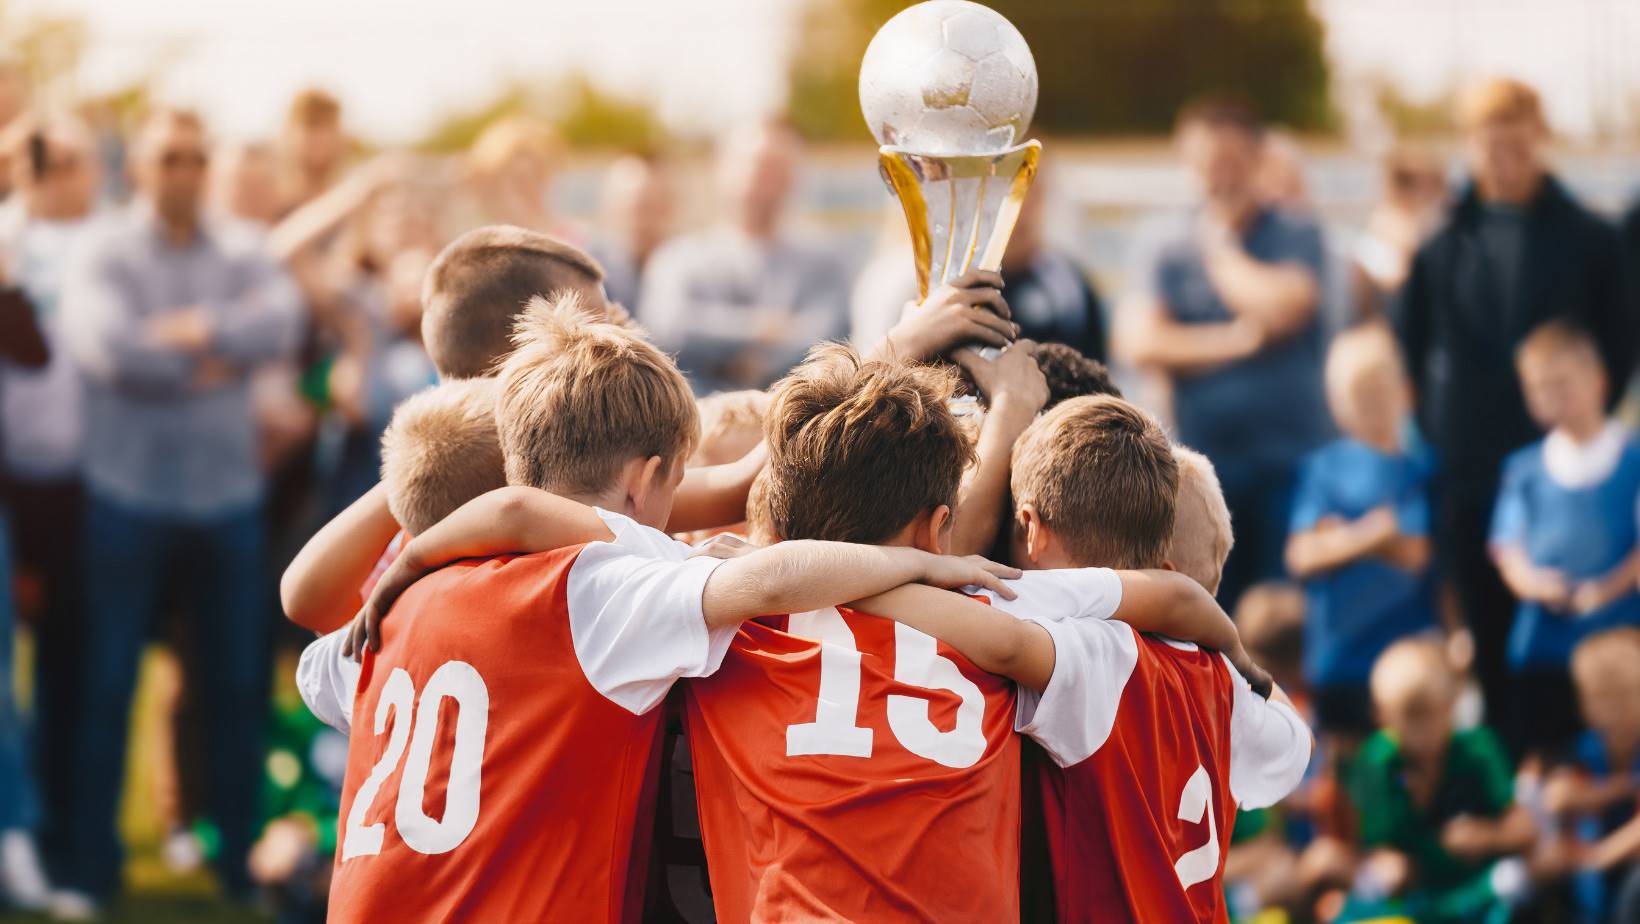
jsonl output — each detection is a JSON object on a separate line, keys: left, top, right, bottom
{"left": 1586, "top": 812, "right": 1640, "bottom": 871}
{"left": 1439, "top": 805, "right": 1536, "bottom": 861}
{"left": 699, "top": 544, "right": 1019, "bottom": 630}
{"left": 948, "top": 342, "right": 1048, "bottom": 557}
{"left": 1572, "top": 543, "right": 1640, "bottom": 614}
{"left": 1285, "top": 507, "right": 1400, "bottom": 578}
{"left": 1492, "top": 543, "right": 1573, "bottom": 612}
{"left": 667, "top": 442, "right": 767, "bottom": 534}
{"left": 348, "top": 486, "right": 614, "bottom": 654}
{"left": 851, "top": 583, "right": 1058, "bottom": 689}
{"left": 281, "top": 484, "right": 403, "bottom": 634}
{"left": 1108, "top": 570, "right": 1269, "bottom": 694}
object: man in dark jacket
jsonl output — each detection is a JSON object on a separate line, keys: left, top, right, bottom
{"left": 1394, "top": 78, "right": 1634, "bottom": 752}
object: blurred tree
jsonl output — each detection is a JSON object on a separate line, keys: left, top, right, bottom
{"left": 1371, "top": 79, "right": 1456, "bottom": 139}
{"left": 417, "top": 76, "right": 667, "bottom": 154}
{"left": 786, "top": 0, "right": 1335, "bottom": 140}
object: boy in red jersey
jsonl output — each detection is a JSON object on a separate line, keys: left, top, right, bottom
{"left": 296, "top": 296, "right": 1021, "bottom": 924}
{"left": 354, "top": 345, "right": 1261, "bottom": 923}
{"left": 852, "top": 396, "right": 1312, "bottom": 923}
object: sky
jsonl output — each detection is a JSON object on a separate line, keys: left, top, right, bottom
{"left": 17, "top": 0, "right": 1640, "bottom": 144}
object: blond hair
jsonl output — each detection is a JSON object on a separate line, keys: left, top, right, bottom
{"left": 1370, "top": 637, "right": 1455, "bottom": 708}
{"left": 380, "top": 378, "right": 507, "bottom": 536}
{"left": 763, "top": 344, "right": 972, "bottom": 544}
{"left": 286, "top": 88, "right": 341, "bottom": 129}
{"left": 422, "top": 225, "right": 606, "bottom": 379}
{"left": 1573, "top": 627, "right": 1640, "bottom": 685}
{"left": 1325, "top": 322, "right": 1406, "bottom": 399}
{"left": 496, "top": 292, "right": 697, "bottom": 496}
{"left": 1457, "top": 77, "right": 1546, "bottom": 131}
{"left": 466, "top": 116, "right": 564, "bottom": 178}
{"left": 695, "top": 389, "right": 771, "bottom": 466}
{"left": 1011, "top": 396, "right": 1178, "bottom": 569}
{"left": 1167, "top": 446, "right": 1233, "bottom": 593}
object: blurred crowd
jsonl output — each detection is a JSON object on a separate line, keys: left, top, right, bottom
{"left": 0, "top": 46, "right": 1637, "bottom": 924}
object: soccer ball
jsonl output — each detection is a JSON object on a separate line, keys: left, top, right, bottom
{"left": 858, "top": 0, "right": 1038, "bottom": 157}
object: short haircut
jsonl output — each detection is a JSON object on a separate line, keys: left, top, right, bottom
{"left": 1572, "top": 627, "right": 1640, "bottom": 684}
{"left": 1167, "top": 446, "right": 1233, "bottom": 592}
{"left": 695, "top": 389, "right": 771, "bottom": 465}
{"left": 1011, "top": 395, "right": 1178, "bottom": 570}
{"left": 1516, "top": 318, "right": 1602, "bottom": 371}
{"left": 1176, "top": 94, "right": 1264, "bottom": 139}
{"left": 467, "top": 116, "right": 563, "bottom": 177}
{"left": 287, "top": 89, "right": 341, "bottom": 128}
{"left": 1457, "top": 77, "right": 1545, "bottom": 131}
{"left": 1034, "top": 343, "right": 1122, "bottom": 410}
{"left": 763, "top": 344, "right": 972, "bottom": 544}
{"left": 1369, "top": 637, "right": 1455, "bottom": 707}
{"left": 496, "top": 292, "right": 697, "bottom": 496}
{"left": 380, "top": 378, "right": 506, "bottom": 536}
{"left": 1326, "top": 322, "right": 1406, "bottom": 395}
{"left": 422, "top": 225, "right": 606, "bottom": 379}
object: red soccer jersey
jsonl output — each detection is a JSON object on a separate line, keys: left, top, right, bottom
{"left": 302, "top": 510, "right": 735, "bottom": 924}
{"left": 685, "top": 605, "right": 1021, "bottom": 923}
{"left": 1016, "top": 620, "right": 1312, "bottom": 924}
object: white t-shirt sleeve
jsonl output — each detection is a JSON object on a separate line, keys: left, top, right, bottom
{"left": 1222, "top": 653, "right": 1313, "bottom": 809}
{"left": 295, "top": 629, "right": 361, "bottom": 735}
{"left": 978, "top": 567, "right": 1124, "bottom": 623}
{"left": 1014, "top": 615, "right": 1140, "bottom": 767}
{"left": 565, "top": 510, "right": 734, "bottom": 715}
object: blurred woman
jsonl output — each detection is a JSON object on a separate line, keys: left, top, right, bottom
{"left": 462, "top": 115, "right": 575, "bottom": 239}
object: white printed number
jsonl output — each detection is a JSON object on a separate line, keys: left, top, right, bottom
{"left": 341, "top": 661, "right": 491, "bottom": 860}
{"left": 1172, "top": 764, "right": 1221, "bottom": 890}
{"left": 784, "top": 608, "right": 987, "bottom": 769}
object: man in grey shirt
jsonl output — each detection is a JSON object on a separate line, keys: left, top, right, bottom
{"left": 639, "top": 121, "right": 848, "bottom": 395}
{"left": 56, "top": 108, "right": 300, "bottom": 909}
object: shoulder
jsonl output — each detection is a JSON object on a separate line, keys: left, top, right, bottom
{"left": 1502, "top": 441, "right": 1545, "bottom": 477}
{"left": 1355, "top": 730, "right": 1400, "bottom": 768}
{"left": 1453, "top": 725, "right": 1510, "bottom": 766}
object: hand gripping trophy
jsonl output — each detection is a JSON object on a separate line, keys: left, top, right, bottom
{"left": 859, "top": 0, "right": 1040, "bottom": 324}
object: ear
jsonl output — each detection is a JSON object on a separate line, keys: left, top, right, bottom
{"left": 921, "top": 504, "right": 953, "bottom": 556}
{"left": 1160, "top": 559, "right": 1180, "bottom": 574}
{"left": 1018, "top": 503, "right": 1046, "bottom": 566}
{"left": 627, "top": 455, "right": 668, "bottom": 519}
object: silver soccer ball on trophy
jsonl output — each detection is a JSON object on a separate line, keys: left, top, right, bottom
{"left": 858, "top": 0, "right": 1039, "bottom": 158}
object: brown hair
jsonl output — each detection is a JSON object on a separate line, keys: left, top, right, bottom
{"left": 1034, "top": 342, "right": 1122, "bottom": 409}
{"left": 1457, "top": 77, "right": 1546, "bottom": 131}
{"left": 422, "top": 225, "right": 606, "bottom": 379}
{"left": 286, "top": 89, "right": 341, "bottom": 129}
{"left": 379, "top": 378, "right": 506, "bottom": 536}
{"left": 496, "top": 292, "right": 697, "bottom": 496}
{"left": 1233, "top": 582, "right": 1304, "bottom": 677}
{"left": 1516, "top": 317, "right": 1601, "bottom": 371}
{"left": 1011, "top": 395, "right": 1178, "bottom": 569}
{"left": 763, "top": 344, "right": 972, "bottom": 544}
{"left": 1176, "top": 94, "right": 1264, "bottom": 139}
{"left": 695, "top": 389, "right": 771, "bottom": 466}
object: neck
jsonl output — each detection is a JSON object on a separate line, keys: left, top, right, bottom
{"left": 159, "top": 213, "right": 199, "bottom": 247}
{"left": 1560, "top": 414, "right": 1607, "bottom": 445}
{"left": 1477, "top": 172, "right": 1542, "bottom": 207}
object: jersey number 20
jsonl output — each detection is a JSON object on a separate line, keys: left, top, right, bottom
{"left": 785, "top": 607, "right": 986, "bottom": 769}
{"left": 341, "top": 661, "right": 490, "bottom": 860}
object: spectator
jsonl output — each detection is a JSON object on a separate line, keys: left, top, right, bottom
{"left": 0, "top": 112, "right": 101, "bottom": 898}
{"left": 1338, "top": 639, "right": 1532, "bottom": 923}
{"left": 1489, "top": 320, "right": 1640, "bottom": 760}
{"left": 462, "top": 116, "right": 571, "bottom": 239}
{"left": 589, "top": 153, "right": 676, "bottom": 312}
{"left": 1116, "top": 96, "right": 1330, "bottom": 607}
{"left": 211, "top": 140, "right": 282, "bottom": 228}
{"left": 1537, "top": 628, "right": 1640, "bottom": 922}
{"left": 0, "top": 57, "right": 28, "bottom": 201}
{"left": 640, "top": 119, "right": 848, "bottom": 394}
{"left": 998, "top": 171, "right": 1107, "bottom": 362}
{"left": 57, "top": 107, "right": 301, "bottom": 910}
{"left": 276, "top": 89, "right": 348, "bottom": 216}
{"left": 1355, "top": 145, "right": 1447, "bottom": 304}
{"left": 1393, "top": 77, "right": 1635, "bottom": 723}
{"left": 1286, "top": 323, "right": 1436, "bottom": 741}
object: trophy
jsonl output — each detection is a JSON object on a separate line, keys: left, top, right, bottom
{"left": 859, "top": 0, "right": 1040, "bottom": 306}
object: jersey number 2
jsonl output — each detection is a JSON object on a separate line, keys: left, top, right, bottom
{"left": 341, "top": 661, "right": 490, "bottom": 860}
{"left": 784, "top": 607, "right": 986, "bottom": 769}
{"left": 1173, "top": 764, "right": 1221, "bottom": 890}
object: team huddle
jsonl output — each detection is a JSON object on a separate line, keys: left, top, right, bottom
{"left": 283, "top": 224, "right": 1312, "bottom": 922}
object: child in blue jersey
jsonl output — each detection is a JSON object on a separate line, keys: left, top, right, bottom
{"left": 1491, "top": 320, "right": 1640, "bottom": 760}
{"left": 1285, "top": 323, "right": 1436, "bottom": 739}
{"left": 1536, "top": 629, "right": 1640, "bottom": 923}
